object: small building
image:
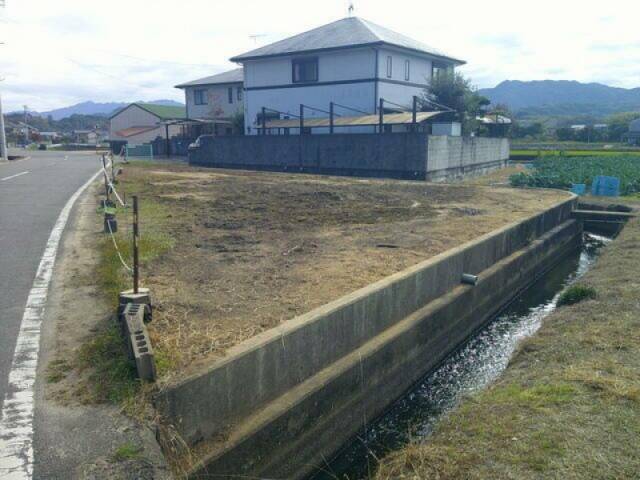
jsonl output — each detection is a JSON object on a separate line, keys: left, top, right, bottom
{"left": 38, "top": 131, "right": 62, "bottom": 142}
{"left": 477, "top": 114, "right": 512, "bottom": 137}
{"left": 109, "top": 103, "right": 186, "bottom": 146}
{"left": 72, "top": 129, "right": 107, "bottom": 144}
{"left": 175, "top": 68, "right": 244, "bottom": 137}
{"left": 229, "top": 16, "right": 465, "bottom": 135}
{"left": 628, "top": 118, "right": 640, "bottom": 145}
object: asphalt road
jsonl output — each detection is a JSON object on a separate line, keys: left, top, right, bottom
{"left": 0, "top": 151, "right": 101, "bottom": 477}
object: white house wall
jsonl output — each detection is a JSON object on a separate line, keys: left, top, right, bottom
{"left": 378, "top": 81, "right": 426, "bottom": 110}
{"left": 377, "top": 47, "right": 432, "bottom": 86}
{"left": 245, "top": 82, "right": 376, "bottom": 134}
{"left": 110, "top": 105, "right": 159, "bottom": 136}
{"left": 241, "top": 46, "right": 456, "bottom": 135}
{"left": 376, "top": 46, "right": 431, "bottom": 109}
{"left": 184, "top": 83, "right": 243, "bottom": 119}
{"left": 244, "top": 48, "right": 376, "bottom": 88}
{"left": 244, "top": 48, "right": 377, "bottom": 134}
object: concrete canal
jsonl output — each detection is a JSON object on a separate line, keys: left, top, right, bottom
{"left": 313, "top": 232, "right": 610, "bottom": 480}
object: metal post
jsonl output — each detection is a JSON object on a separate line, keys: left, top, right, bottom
{"left": 261, "top": 107, "right": 266, "bottom": 135}
{"left": 102, "top": 155, "right": 110, "bottom": 201}
{"left": 0, "top": 92, "right": 7, "bottom": 162}
{"left": 378, "top": 98, "right": 384, "bottom": 133}
{"left": 165, "top": 123, "right": 170, "bottom": 158}
{"left": 132, "top": 195, "right": 139, "bottom": 294}
{"left": 299, "top": 104, "right": 304, "bottom": 135}
{"left": 412, "top": 96, "right": 418, "bottom": 128}
{"left": 329, "top": 102, "right": 334, "bottom": 134}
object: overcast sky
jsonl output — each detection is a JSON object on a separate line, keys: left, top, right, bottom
{"left": 1, "top": 0, "right": 639, "bottom": 112}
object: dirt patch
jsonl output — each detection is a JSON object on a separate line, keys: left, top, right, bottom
{"left": 108, "top": 163, "right": 569, "bottom": 382}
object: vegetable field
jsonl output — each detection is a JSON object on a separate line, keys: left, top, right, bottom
{"left": 510, "top": 156, "right": 640, "bottom": 195}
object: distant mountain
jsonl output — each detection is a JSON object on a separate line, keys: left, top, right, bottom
{"left": 37, "top": 99, "right": 184, "bottom": 120}
{"left": 479, "top": 80, "right": 640, "bottom": 117}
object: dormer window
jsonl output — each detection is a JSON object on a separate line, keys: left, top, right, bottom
{"left": 292, "top": 57, "right": 319, "bottom": 83}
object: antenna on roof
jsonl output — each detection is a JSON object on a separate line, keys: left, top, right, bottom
{"left": 348, "top": 1, "right": 354, "bottom": 16}
{"left": 249, "top": 34, "right": 267, "bottom": 44}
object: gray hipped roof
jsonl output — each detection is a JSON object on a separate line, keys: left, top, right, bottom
{"left": 230, "top": 17, "right": 465, "bottom": 64}
{"left": 175, "top": 68, "right": 244, "bottom": 88}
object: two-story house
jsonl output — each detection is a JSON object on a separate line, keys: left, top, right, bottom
{"left": 175, "top": 68, "right": 244, "bottom": 135}
{"left": 229, "top": 17, "right": 464, "bottom": 134}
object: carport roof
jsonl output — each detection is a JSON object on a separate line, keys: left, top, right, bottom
{"left": 262, "top": 111, "right": 444, "bottom": 129}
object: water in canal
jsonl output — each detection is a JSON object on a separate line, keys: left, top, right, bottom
{"left": 313, "top": 232, "right": 609, "bottom": 480}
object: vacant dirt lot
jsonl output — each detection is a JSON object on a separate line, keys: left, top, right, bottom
{"left": 109, "top": 163, "right": 569, "bottom": 381}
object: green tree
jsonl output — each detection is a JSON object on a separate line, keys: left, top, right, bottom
{"left": 606, "top": 112, "right": 640, "bottom": 142}
{"left": 231, "top": 111, "right": 245, "bottom": 135}
{"left": 421, "top": 71, "right": 490, "bottom": 134}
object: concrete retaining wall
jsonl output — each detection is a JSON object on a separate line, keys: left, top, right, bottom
{"left": 188, "top": 133, "right": 510, "bottom": 181}
{"left": 190, "top": 218, "right": 581, "bottom": 479}
{"left": 155, "top": 196, "right": 577, "bottom": 478}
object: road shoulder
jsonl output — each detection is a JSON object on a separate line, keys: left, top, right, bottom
{"left": 34, "top": 181, "right": 170, "bottom": 480}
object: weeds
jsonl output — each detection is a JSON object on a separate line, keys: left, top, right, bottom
{"left": 77, "top": 324, "right": 140, "bottom": 404}
{"left": 557, "top": 284, "right": 596, "bottom": 306}
{"left": 46, "top": 359, "right": 72, "bottom": 383}
{"left": 111, "top": 442, "right": 143, "bottom": 462}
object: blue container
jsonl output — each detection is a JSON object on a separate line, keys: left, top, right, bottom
{"left": 571, "top": 184, "right": 586, "bottom": 196}
{"left": 591, "top": 176, "right": 620, "bottom": 197}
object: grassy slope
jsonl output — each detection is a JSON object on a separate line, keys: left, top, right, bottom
{"left": 376, "top": 215, "right": 640, "bottom": 480}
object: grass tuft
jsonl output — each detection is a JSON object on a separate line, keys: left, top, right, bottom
{"left": 77, "top": 324, "right": 140, "bottom": 404}
{"left": 557, "top": 284, "right": 596, "bottom": 306}
{"left": 46, "top": 359, "right": 72, "bottom": 383}
{"left": 111, "top": 442, "right": 143, "bottom": 462}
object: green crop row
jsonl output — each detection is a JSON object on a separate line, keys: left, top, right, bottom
{"left": 510, "top": 156, "right": 640, "bottom": 195}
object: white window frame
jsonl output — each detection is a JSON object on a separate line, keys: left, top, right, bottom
{"left": 405, "top": 60, "right": 410, "bottom": 81}
{"left": 386, "top": 56, "right": 393, "bottom": 78}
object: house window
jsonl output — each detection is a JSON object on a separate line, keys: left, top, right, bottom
{"left": 386, "top": 56, "right": 393, "bottom": 78}
{"left": 237, "top": 87, "right": 243, "bottom": 101}
{"left": 405, "top": 60, "right": 410, "bottom": 81}
{"left": 228, "top": 87, "right": 233, "bottom": 104}
{"left": 432, "top": 65, "right": 447, "bottom": 80}
{"left": 194, "top": 89, "right": 207, "bottom": 105}
{"left": 292, "top": 57, "right": 319, "bottom": 83}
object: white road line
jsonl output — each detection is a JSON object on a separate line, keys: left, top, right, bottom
{"left": 1, "top": 171, "right": 29, "bottom": 181}
{"left": 0, "top": 168, "right": 102, "bottom": 480}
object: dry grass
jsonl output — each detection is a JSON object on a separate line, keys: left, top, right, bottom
{"left": 107, "top": 162, "right": 568, "bottom": 382}
{"left": 375, "top": 213, "right": 640, "bottom": 480}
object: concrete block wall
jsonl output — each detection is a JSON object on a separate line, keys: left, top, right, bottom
{"left": 426, "top": 136, "right": 510, "bottom": 181}
{"left": 190, "top": 133, "right": 428, "bottom": 179}
{"left": 155, "top": 196, "right": 576, "bottom": 449}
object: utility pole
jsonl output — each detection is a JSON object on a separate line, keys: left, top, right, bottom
{"left": 0, "top": 91, "right": 7, "bottom": 162}
{"left": 23, "top": 104, "right": 28, "bottom": 145}
{"left": 0, "top": 1, "right": 7, "bottom": 161}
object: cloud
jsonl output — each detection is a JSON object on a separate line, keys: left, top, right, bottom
{"left": 1, "top": 0, "right": 639, "bottom": 111}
